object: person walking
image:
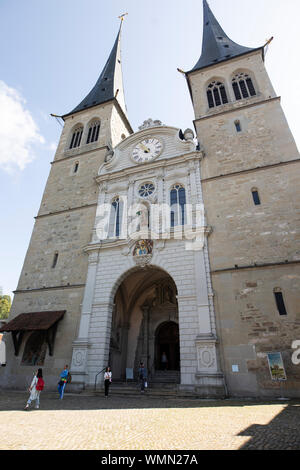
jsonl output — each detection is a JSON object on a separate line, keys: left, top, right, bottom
{"left": 24, "top": 368, "right": 44, "bottom": 410}
{"left": 58, "top": 364, "right": 69, "bottom": 400}
{"left": 138, "top": 362, "right": 147, "bottom": 393}
{"left": 104, "top": 367, "right": 112, "bottom": 398}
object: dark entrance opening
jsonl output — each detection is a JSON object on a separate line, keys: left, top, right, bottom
{"left": 155, "top": 321, "right": 180, "bottom": 371}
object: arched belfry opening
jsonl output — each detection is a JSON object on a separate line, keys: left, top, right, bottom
{"left": 109, "top": 266, "right": 180, "bottom": 383}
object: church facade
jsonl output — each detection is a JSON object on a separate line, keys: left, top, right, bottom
{"left": 1, "top": 1, "right": 300, "bottom": 398}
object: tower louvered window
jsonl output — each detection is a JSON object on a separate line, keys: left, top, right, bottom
{"left": 69, "top": 126, "right": 83, "bottom": 149}
{"left": 52, "top": 252, "right": 59, "bottom": 269}
{"left": 86, "top": 120, "right": 100, "bottom": 144}
{"left": 207, "top": 81, "right": 228, "bottom": 108}
{"left": 274, "top": 289, "right": 287, "bottom": 316}
{"left": 232, "top": 73, "right": 256, "bottom": 100}
{"left": 251, "top": 188, "right": 261, "bottom": 206}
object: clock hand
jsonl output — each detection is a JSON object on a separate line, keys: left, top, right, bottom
{"left": 139, "top": 143, "right": 150, "bottom": 153}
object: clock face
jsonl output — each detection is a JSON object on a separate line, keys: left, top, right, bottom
{"left": 132, "top": 138, "right": 163, "bottom": 163}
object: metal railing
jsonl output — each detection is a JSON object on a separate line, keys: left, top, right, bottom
{"left": 94, "top": 368, "right": 106, "bottom": 391}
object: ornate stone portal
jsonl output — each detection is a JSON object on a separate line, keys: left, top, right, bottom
{"left": 109, "top": 271, "right": 179, "bottom": 381}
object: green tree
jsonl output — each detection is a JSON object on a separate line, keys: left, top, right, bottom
{"left": 0, "top": 295, "right": 11, "bottom": 319}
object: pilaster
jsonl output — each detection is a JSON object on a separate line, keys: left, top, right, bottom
{"left": 70, "top": 250, "right": 99, "bottom": 387}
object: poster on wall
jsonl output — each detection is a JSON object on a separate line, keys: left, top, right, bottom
{"left": 0, "top": 334, "right": 6, "bottom": 366}
{"left": 267, "top": 352, "right": 287, "bottom": 381}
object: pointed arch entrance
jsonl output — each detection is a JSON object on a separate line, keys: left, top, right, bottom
{"left": 108, "top": 266, "right": 180, "bottom": 382}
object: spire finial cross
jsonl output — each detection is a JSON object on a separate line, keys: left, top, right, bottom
{"left": 118, "top": 12, "right": 128, "bottom": 22}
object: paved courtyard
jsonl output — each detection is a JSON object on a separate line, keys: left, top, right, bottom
{"left": 0, "top": 390, "right": 300, "bottom": 450}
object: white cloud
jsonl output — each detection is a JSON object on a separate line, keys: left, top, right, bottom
{"left": 0, "top": 81, "right": 45, "bottom": 172}
{"left": 48, "top": 142, "right": 58, "bottom": 151}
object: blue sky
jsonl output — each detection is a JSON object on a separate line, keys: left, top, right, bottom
{"left": 0, "top": 0, "right": 299, "bottom": 298}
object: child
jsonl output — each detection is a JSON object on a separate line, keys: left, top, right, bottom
{"left": 24, "top": 368, "right": 44, "bottom": 410}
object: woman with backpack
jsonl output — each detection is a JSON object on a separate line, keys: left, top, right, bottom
{"left": 24, "top": 368, "right": 44, "bottom": 410}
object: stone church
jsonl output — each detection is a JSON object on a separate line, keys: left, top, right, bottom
{"left": 1, "top": 0, "right": 300, "bottom": 398}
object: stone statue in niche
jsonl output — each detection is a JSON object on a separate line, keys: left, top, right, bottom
{"left": 152, "top": 283, "right": 176, "bottom": 306}
{"left": 165, "top": 285, "right": 175, "bottom": 303}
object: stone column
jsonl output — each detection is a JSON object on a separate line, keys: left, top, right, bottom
{"left": 140, "top": 304, "right": 150, "bottom": 372}
{"left": 88, "top": 300, "right": 115, "bottom": 388}
{"left": 148, "top": 332, "right": 156, "bottom": 377}
{"left": 121, "top": 322, "right": 130, "bottom": 380}
{"left": 127, "top": 178, "right": 135, "bottom": 206}
{"left": 92, "top": 182, "right": 107, "bottom": 243}
{"left": 193, "top": 228, "right": 225, "bottom": 397}
{"left": 188, "top": 160, "right": 198, "bottom": 205}
{"left": 70, "top": 250, "right": 99, "bottom": 389}
{"left": 156, "top": 170, "right": 164, "bottom": 203}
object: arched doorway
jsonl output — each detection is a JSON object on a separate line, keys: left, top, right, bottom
{"left": 108, "top": 266, "right": 179, "bottom": 381}
{"left": 155, "top": 321, "right": 180, "bottom": 371}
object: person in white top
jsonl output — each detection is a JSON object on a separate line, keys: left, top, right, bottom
{"left": 24, "top": 368, "right": 44, "bottom": 410}
{"left": 104, "top": 367, "right": 112, "bottom": 398}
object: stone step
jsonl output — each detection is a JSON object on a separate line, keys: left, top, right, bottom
{"left": 154, "top": 370, "right": 180, "bottom": 374}
{"left": 110, "top": 383, "right": 177, "bottom": 391}
{"left": 92, "top": 381, "right": 205, "bottom": 399}
{"left": 95, "top": 386, "right": 178, "bottom": 398}
{"left": 151, "top": 371, "right": 180, "bottom": 384}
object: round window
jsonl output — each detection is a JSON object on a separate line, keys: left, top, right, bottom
{"left": 138, "top": 182, "right": 155, "bottom": 198}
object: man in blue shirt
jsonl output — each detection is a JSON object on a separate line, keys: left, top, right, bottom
{"left": 58, "top": 364, "right": 69, "bottom": 399}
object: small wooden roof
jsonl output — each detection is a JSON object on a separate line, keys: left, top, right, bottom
{"left": 0, "top": 311, "right": 66, "bottom": 332}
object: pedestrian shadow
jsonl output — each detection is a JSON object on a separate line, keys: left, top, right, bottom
{"left": 237, "top": 403, "right": 300, "bottom": 450}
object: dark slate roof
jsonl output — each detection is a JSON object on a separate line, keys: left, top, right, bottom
{"left": 188, "top": 0, "right": 262, "bottom": 73}
{"left": 0, "top": 311, "right": 66, "bottom": 332}
{"left": 63, "top": 25, "right": 123, "bottom": 118}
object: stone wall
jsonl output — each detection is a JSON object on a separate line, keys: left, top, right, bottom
{"left": 1, "top": 100, "right": 131, "bottom": 390}
{"left": 189, "top": 49, "right": 300, "bottom": 397}
{"left": 213, "top": 265, "right": 300, "bottom": 397}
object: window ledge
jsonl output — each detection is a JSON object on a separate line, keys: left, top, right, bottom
{"left": 64, "top": 141, "right": 100, "bottom": 157}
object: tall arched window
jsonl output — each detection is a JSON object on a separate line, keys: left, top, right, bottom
{"left": 86, "top": 120, "right": 100, "bottom": 144}
{"left": 69, "top": 126, "right": 83, "bottom": 149}
{"left": 108, "top": 197, "right": 123, "bottom": 239}
{"left": 232, "top": 72, "right": 256, "bottom": 100}
{"left": 207, "top": 81, "right": 228, "bottom": 108}
{"left": 170, "top": 184, "right": 186, "bottom": 227}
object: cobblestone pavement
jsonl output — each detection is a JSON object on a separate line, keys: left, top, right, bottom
{"left": 0, "top": 390, "right": 300, "bottom": 450}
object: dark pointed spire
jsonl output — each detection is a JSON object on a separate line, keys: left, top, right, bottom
{"left": 63, "top": 22, "right": 127, "bottom": 118}
{"left": 189, "top": 0, "right": 262, "bottom": 72}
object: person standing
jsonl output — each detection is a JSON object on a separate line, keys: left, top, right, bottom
{"left": 161, "top": 352, "right": 168, "bottom": 370}
{"left": 58, "top": 364, "right": 69, "bottom": 400}
{"left": 138, "top": 362, "right": 147, "bottom": 393}
{"left": 104, "top": 367, "right": 112, "bottom": 398}
{"left": 24, "top": 368, "right": 44, "bottom": 410}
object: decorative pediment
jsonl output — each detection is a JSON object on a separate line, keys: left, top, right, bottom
{"left": 138, "top": 119, "right": 163, "bottom": 130}
{"left": 97, "top": 125, "right": 197, "bottom": 177}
